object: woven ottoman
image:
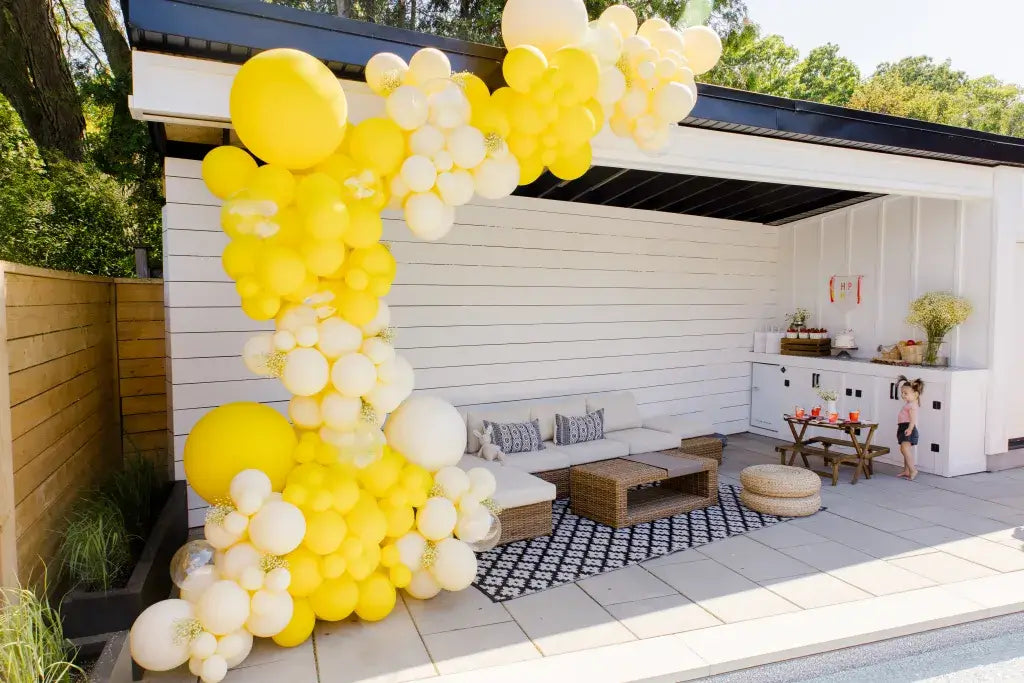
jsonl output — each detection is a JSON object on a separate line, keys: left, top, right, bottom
{"left": 739, "top": 464, "right": 820, "bottom": 517}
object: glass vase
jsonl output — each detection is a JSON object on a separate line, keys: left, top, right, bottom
{"left": 923, "top": 338, "right": 950, "bottom": 366}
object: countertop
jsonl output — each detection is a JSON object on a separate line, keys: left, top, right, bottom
{"left": 748, "top": 352, "right": 987, "bottom": 382}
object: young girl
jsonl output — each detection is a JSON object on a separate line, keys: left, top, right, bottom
{"left": 896, "top": 376, "right": 924, "bottom": 480}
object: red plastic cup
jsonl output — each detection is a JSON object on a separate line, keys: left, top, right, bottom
{"left": 849, "top": 410, "right": 861, "bottom": 422}
{"left": 811, "top": 406, "right": 821, "bottom": 417}
{"left": 828, "top": 412, "right": 839, "bottom": 423}
{"left": 795, "top": 408, "right": 806, "bottom": 418}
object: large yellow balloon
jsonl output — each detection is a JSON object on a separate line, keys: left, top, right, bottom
{"left": 503, "top": 45, "right": 548, "bottom": 93}
{"left": 222, "top": 236, "right": 261, "bottom": 279}
{"left": 256, "top": 246, "right": 307, "bottom": 296}
{"left": 344, "top": 202, "right": 384, "bottom": 249}
{"left": 310, "top": 576, "right": 358, "bottom": 621}
{"left": 549, "top": 142, "right": 592, "bottom": 180}
{"left": 550, "top": 47, "right": 601, "bottom": 105}
{"left": 272, "top": 598, "right": 315, "bottom": 648}
{"left": 355, "top": 573, "right": 397, "bottom": 622}
{"left": 348, "top": 118, "right": 406, "bottom": 177}
{"left": 183, "top": 402, "right": 297, "bottom": 504}
{"left": 248, "top": 165, "right": 297, "bottom": 208}
{"left": 201, "top": 146, "right": 256, "bottom": 199}
{"left": 229, "top": 48, "right": 348, "bottom": 169}
{"left": 241, "top": 292, "right": 281, "bottom": 320}
{"left": 285, "top": 547, "right": 323, "bottom": 597}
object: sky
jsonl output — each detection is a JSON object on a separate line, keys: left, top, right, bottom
{"left": 745, "top": 0, "right": 1024, "bottom": 85}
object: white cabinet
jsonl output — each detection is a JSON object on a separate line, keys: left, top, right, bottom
{"left": 750, "top": 363, "right": 784, "bottom": 435}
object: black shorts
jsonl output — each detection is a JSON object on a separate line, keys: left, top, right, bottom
{"left": 897, "top": 422, "right": 919, "bottom": 445}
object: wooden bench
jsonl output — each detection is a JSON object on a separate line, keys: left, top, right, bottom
{"left": 775, "top": 437, "right": 890, "bottom": 486}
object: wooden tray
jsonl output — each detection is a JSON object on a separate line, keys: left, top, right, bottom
{"left": 781, "top": 338, "right": 832, "bottom": 357}
{"left": 870, "top": 357, "right": 910, "bottom": 366}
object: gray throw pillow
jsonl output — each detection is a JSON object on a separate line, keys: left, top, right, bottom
{"left": 483, "top": 418, "right": 544, "bottom": 454}
{"left": 554, "top": 409, "right": 605, "bottom": 445}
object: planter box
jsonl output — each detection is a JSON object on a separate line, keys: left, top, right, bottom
{"left": 61, "top": 482, "right": 187, "bottom": 639}
{"left": 73, "top": 630, "right": 138, "bottom": 683}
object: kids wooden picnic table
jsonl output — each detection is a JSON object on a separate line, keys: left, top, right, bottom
{"left": 774, "top": 416, "right": 890, "bottom": 486}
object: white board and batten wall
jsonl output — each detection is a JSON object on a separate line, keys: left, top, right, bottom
{"left": 164, "top": 158, "right": 779, "bottom": 525}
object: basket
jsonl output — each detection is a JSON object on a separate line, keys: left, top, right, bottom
{"left": 898, "top": 341, "right": 925, "bottom": 364}
{"left": 878, "top": 344, "right": 901, "bottom": 361}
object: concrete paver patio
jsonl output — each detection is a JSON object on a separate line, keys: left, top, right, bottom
{"left": 147, "top": 434, "right": 1024, "bottom": 682}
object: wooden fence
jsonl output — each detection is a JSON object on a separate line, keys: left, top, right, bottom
{"left": 0, "top": 264, "right": 167, "bottom": 586}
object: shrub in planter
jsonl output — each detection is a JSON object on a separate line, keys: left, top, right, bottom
{"left": 61, "top": 497, "right": 133, "bottom": 593}
{"left": 0, "top": 585, "right": 82, "bottom": 683}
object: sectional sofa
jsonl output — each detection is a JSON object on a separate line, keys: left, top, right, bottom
{"left": 456, "top": 391, "right": 716, "bottom": 543}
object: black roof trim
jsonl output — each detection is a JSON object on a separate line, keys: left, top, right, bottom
{"left": 123, "top": 0, "right": 1024, "bottom": 167}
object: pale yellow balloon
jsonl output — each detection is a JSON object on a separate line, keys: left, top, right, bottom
{"left": 404, "top": 569, "right": 442, "bottom": 599}
{"left": 196, "top": 581, "right": 251, "bottom": 636}
{"left": 637, "top": 17, "right": 670, "bottom": 41}
{"left": 400, "top": 155, "right": 438, "bottom": 193}
{"left": 682, "top": 25, "right": 723, "bottom": 75}
{"left": 429, "top": 538, "right": 477, "bottom": 591}
{"left": 404, "top": 192, "right": 455, "bottom": 241}
{"left": 281, "top": 347, "right": 330, "bottom": 397}
{"left": 289, "top": 395, "right": 322, "bottom": 429}
{"left": 502, "top": 0, "right": 589, "bottom": 56}
{"left": 598, "top": 4, "right": 638, "bottom": 41}
{"left": 386, "top": 85, "right": 430, "bottom": 130}
{"left": 436, "top": 169, "right": 475, "bottom": 207}
{"left": 320, "top": 391, "right": 362, "bottom": 431}
{"left": 447, "top": 125, "right": 487, "bottom": 169}
{"left": 407, "top": 47, "right": 452, "bottom": 85}
{"left": 330, "top": 352, "right": 377, "bottom": 397}
{"left": 365, "top": 52, "right": 409, "bottom": 95}
{"left": 653, "top": 81, "right": 696, "bottom": 123}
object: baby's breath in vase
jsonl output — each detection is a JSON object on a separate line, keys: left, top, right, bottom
{"left": 905, "top": 292, "right": 972, "bottom": 366}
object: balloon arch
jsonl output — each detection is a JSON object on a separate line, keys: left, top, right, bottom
{"left": 129, "top": 2, "right": 722, "bottom": 679}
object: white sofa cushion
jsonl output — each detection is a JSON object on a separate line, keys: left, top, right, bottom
{"left": 604, "top": 427, "right": 680, "bottom": 454}
{"left": 457, "top": 456, "right": 555, "bottom": 508}
{"left": 643, "top": 412, "right": 715, "bottom": 440}
{"left": 543, "top": 438, "right": 628, "bottom": 466}
{"left": 501, "top": 448, "right": 571, "bottom": 474}
{"left": 585, "top": 392, "right": 642, "bottom": 433}
{"left": 466, "top": 405, "right": 531, "bottom": 453}
{"left": 530, "top": 397, "right": 587, "bottom": 442}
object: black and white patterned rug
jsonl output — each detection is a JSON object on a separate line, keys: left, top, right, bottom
{"left": 474, "top": 484, "right": 790, "bottom": 602}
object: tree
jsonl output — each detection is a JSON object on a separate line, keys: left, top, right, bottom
{"left": 787, "top": 43, "right": 859, "bottom": 105}
{"left": 703, "top": 21, "right": 798, "bottom": 95}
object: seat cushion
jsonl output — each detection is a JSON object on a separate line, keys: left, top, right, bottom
{"left": 643, "top": 412, "right": 715, "bottom": 440}
{"left": 604, "top": 427, "right": 680, "bottom": 454}
{"left": 466, "top": 405, "right": 531, "bottom": 453}
{"left": 586, "top": 392, "right": 642, "bottom": 433}
{"left": 543, "top": 438, "right": 628, "bottom": 466}
{"left": 530, "top": 397, "right": 587, "bottom": 442}
{"left": 457, "top": 455, "right": 555, "bottom": 508}
{"left": 501, "top": 448, "right": 571, "bottom": 474}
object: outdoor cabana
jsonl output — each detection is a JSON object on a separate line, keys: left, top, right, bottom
{"left": 124, "top": 0, "right": 1024, "bottom": 529}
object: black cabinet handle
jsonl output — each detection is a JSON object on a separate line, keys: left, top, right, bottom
{"left": 889, "top": 382, "right": 895, "bottom": 400}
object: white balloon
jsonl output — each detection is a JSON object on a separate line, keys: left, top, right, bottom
{"left": 653, "top": 81, "right": 696, "bottom": 122}
{"left": 361, "top": 336, "right": 396, "bottom": 364}
{"left": 320, "top": 391, "right": 362, "bottom": 430}
{"left": 467, "top": 467, "right": 497, "bottom": 500}
{"left": 385, "top": 395, "right": 467, "bottom": 470}
{"left": 621, "top": 35, "right": 651, "bottom": 60}
{"left": 400, "top": 155, "right": 438, "bottom": 194}
{"left": 609, "top": 110, "right": 633, "bottom": 137}
{"left": 361, "top": 300, "right": 391, "bottom": 336}
{"left": 242, "top": 334, "right": 276, "bottom": 376}
{"left": 502, "top": 0, "right": 589, "bottom": 56}
{"left": 196, "top": 581, "right": 250, "bottom": 636}
{"left": 365, "top": 52, "right": 409, "bottom": 94}
{"left": 395, "top": 531, "right": 428, "bottom": 569}
{"left": 389, "top": 174, "right": 410, "bottom": 207}
{"left": 272, "top": 329, "right": 297, "bottom": 352}
{"left": 219, "top": 542, "right": 260, "bottom": 581}
{"left": 238, "top": 565, "right": 265, "bottom": 592}
{"left": 281, "top": 347, "right": 329, "bottom": 397}
{"left": 405, "top": 569, "right": 442, "bottom": 599}
{"left": 204, "top": 519, "right": 241, "bottom": 551}
{"left": 620, "top": 87, "right": 650, "bottom": 118}
{"left": 676, "top": 64, "right": 696, "bottom": 88}
{"left": 180, "top": 565, "right": 219, "bottom": 603}
{"left": 245, "top": 590, "right": 294, "bottom": 637}
{"left": 597, "top": 66, "right": 627, "bottom": 106}
{"left": 366, "top": 383, "right": 412, "bottom": 415}
{"left": 289, "top": 395, "right": 322, "bottom": 430}
{"left": 455, "top": 506, "right": 491, "bottom": 543}
{"left": 216, "top": 629, "right": 253, "bottom": 667}
{"left": 404, "top": 192, "right": 455, "bottom": 241}
{"left": 247, "top": 501, "right": 306, "bottom": 556}
{"left": 682, "top": 25, "right": 723, "bottom": 75}
{"left": 200, "top": 654, "right": 228, "bottom": 683}
{"left": 375, "top": 354, "right": 413, "bottom": 389}
{"left": 407, "top": 48, "right": 452, "bottom": 85}
{"left": 472, "top": 157, "right": 519, "bottom": 200}
{"left": 584, "top": 22, "right": 623, "bottom": 65}
{"left": 655, "top": 57, "right": 677, "bottom": 80}
{"left": 189, "top": 656, "right": 204, "bottom": 677}
{"left": 447, "top": 126, "right": 486, "bottom": 169}
{"left": 636, "top": 59, "right": 656, "bottom": 82}
{"left": 434, "top": 467, "right": 471, "bottom": 502}
{"left": 428, "top": 83, "right": 470, "bottom": 129}
{"left": 417, "top": 497, "right": 458, "bottom": 540}
{"left": 429, "top": 538, "right": 478, "bottom": 591}
{"left": 637, "top": 17, "right": 670, "bottom": 41}
{"left": 435, "top": 170, "right": 475, "bottom": 207}
{"left": 264, "top": 567, "right": 291, "bottom": 593}
{"left": 295, "top": 325, "right": 319, "bottom": 348}
{"left": 130, "top": 599, "right": 194, "bottom": 671}
{"left": 650, "top": 27, "right": 685, "bottom": 57}
{"left": 189, "top": 631, "right": 218, "bottom": 659}
{"left": 598, "top": 4, "right": 638, "bottom": 41}
{"left": 278, "top": 305, "right": 317, "bottom": 333}
{"left": 316, "top": 317, "right": 363, "bottom": 359}
{"left": 432, "top": 149, "right": 454, "bottom": 173}
{"left": 409, "top": 124, "right": 446, "bottom": 156}
{"left": 386, "top": 85, "right": 430, "bottom": 130}
{"left": 229, "top": 470, "right": 272, "bottom": 515}
{"left": 222, "top": 511, "right": 248, "bottom": 536}
{"left": 330, "top": 352, "right": 377, "bottom": 397}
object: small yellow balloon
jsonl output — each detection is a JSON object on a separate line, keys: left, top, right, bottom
{"left": 382, "top": 503, "right": 415, "bottom": 539}
{"left": 285, "top": 546, "right": 324, "bottom": 597}
{"left": 248, "top": 164, "right": 297, "bottom": 208}
{"left": 349, "top": 118, "right": 406, "bottom": 177}
{"left": 336, "top": 287, "right": 379, "bottom": 327}
{"left": 229, "top": 48, "right": 348, "bottom": 169}
{"left": 201, "top": 146, "right": 256, "bottom": 199}
{"left": 453, "top": 72, "right": 491, "bottom": 108}
{"left": 346, "top": 542, "right": 381, "bottom": 581}
{"left": 358, "top": 451, "right": 403, "bottom": 497}
{"left": 380, "top": 544, "right": 401, "bottom": 568}
{"left": 389, "top": 564, "right": 412, "bottom": 589}
{"left": 321, "top": 552, "right": 347, "bottom": 579}
{"left": 315, "top": 153, "right": 359, "bottom": 187}
{"left": 344, "top": 202, "right": 384, "bottom": 249}
{"left": 554, "top": 105, "right": 597, "bottom": 148}
{"left": 503, "top": 45, "right": 548, "bottom": 93}
{"left": 222, "top": 236, "right": 262, "bottom": 279}
{"left": 518, "top": 154, "right": 545, "bottom": 185}
{"left": 550, "top": 47, "right": 601, "bottom": 105}
{"left": 268, "top": 206, "right": 304, "bottom": 247}
{"left": 256, "top": 246, "right": 307, "bottom": 296}
{"left": 345, "top": 493, "right": 388, "bottom": 545}
{"left": 283, "top": 271, "right": 320, "bottom": 303}
{"left": 272, "top": 597, "right": 316, "bottom": 648}
{"left": 507, "top": 132, "right": 538, "bottom": 161}
{"left": 344, "top": 268, "right": 369, "bottom": 292}
{"left": 355, "top": 573, "right": 397, "bottom": 622}
{"left": 241, "top": 292, "right": 281, "bottom": 320}
{"left": 509, "top": 93, "right": 546, "bottom": 136}
{"left": 235, "top": 276, "right": 260, "bottom": 299}
{"left": 549, "top": 142, "right": 592, "bottom": 180}
{"left": 302, "top": 239, "right": 346, "bottom": 276}
{"left": 303, "top": 509, "right": 348, "bottom": 555}
{"left": 309, "top": 576, "right": 358, "bottom": 621}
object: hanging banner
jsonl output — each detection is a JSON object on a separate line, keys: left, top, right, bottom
{"left": 829, "top": 275, "right": 863, "bottom": 311}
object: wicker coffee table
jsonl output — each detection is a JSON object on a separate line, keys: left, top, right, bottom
{"left": 570, "top": 451, "right": 718, "bottom": 528}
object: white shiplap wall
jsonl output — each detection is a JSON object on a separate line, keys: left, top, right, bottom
{"left": 778, "top": 196, "right": 992, "bottom": 368}
{"left": 163, "top": 158, "right": 778, "bottom": 524}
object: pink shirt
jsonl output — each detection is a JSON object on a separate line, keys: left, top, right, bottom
{"left": 898, "top": 401, "right": 918, "bottom": 424}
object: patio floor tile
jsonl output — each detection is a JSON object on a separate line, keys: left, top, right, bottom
{"left": 605, "top": 594, "right": 722, "bottom": 638}
{"left": 640, "top": 548, "right": 707, "bottom": 568}
{"left": 314, "top": 598, "right": 436, "bottom": 682}
{"left": 223, "top": 655, "right": 317, "bottom": 682}
{"left": 896, "top": 526, "right": 1024, "bottom": 573}
{"left": 886, "top": 551, "right": 998, "bottom": 584}
{"left": 577, "top": 565, "right": 676, "bottom": 606}
{"left": 943, "top": 570, "right": 1024, "bottom": 612}
{"left": 696, "top": 535, "right": 815, "bottom": 582}
{"left": 142, "top": 669, "right": 196, "bottom": 682}
{"left": 404, "top": 587, "right": 511, "bottom": 635}
{"left": 742, "top": 523, "right": 829, "bottom": 549}
{"left": 900, "top": 505, "right": 1024, "bottom": 537}
{"left": 758, "top": 572, "right": 871, "bottom": 609}
{"left": 502, "top": 583, "right": 635, "bottom": 656}
{"left": 232, "top": 632, "right": 314, "bottom": 670}
{"left": 821, "top": 499, "right": 933, "bottom": 533}
{"left": 779, "top": 541, "right": 934, "bottom": 596}
{"left": 789, "top": 513, "right": 930, "bottom": 560}
{"left": 422, "top": 621, "right": 539, "bottom": 675}
{"left": 648, "top": 559, "right": 800, "bottom": 623}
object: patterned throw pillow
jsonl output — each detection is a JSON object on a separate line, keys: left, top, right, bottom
{"left": 483, "top": 419, "right": 544, "bottom": 454}
{"left": 554, "top": 409, "right": 605, "bottom": 446}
